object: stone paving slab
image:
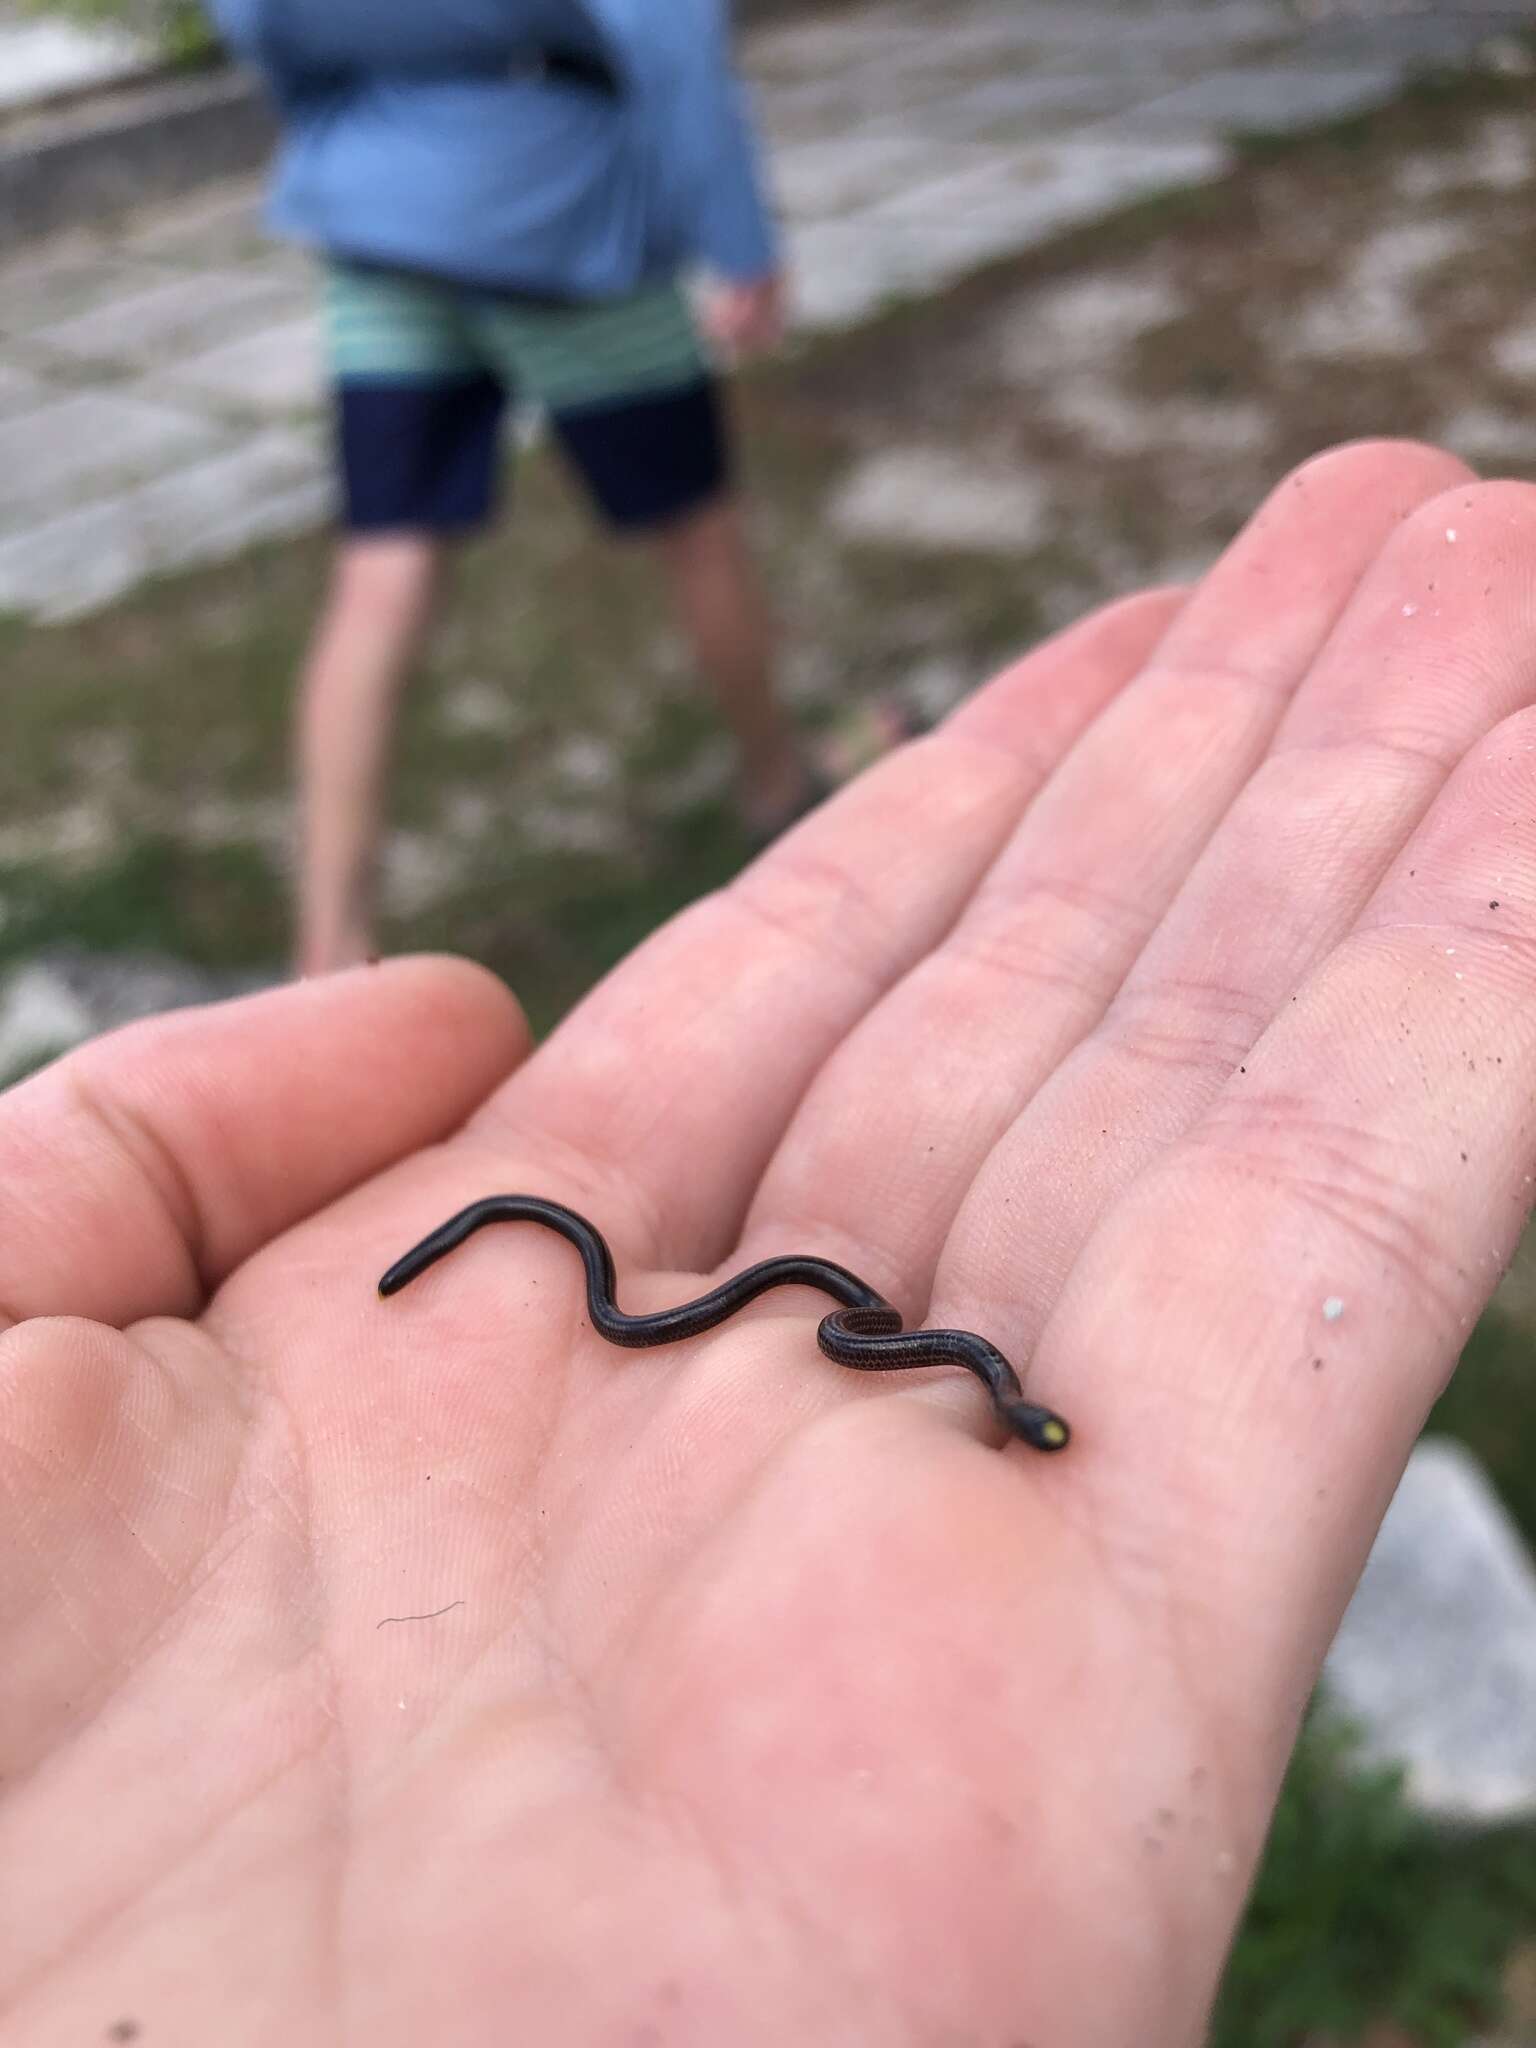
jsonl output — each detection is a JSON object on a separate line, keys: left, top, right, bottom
{"left": 0, "top": 387, "right": 222, "bottom": 530}
{"left": 0, "top": 248, "right": 183, "bottom": 336}
{"left": 1120, "top": 60, "right": 1406, "bottom": 134}
{"left": 0, "top": 66, "right": 279, "bottom": 250}
{"left": 1300, "top": 11, "right": 1531, "bottom": 66}
{"left": 792, "top": 133, "right": 1225, "bottom": 327}
{"left": 34, "top": 264, "right": 305, "bottom": 368}
{"left": 746, "top": 5, "right": 935, "bottom": 81}
{"left": 0, "top": 360, "right": 45, "bottom": 418}
{"left": 120, "top": 181, "right": 273, "bottom": 265}
{"left": 0, "top": 0, "right": 1511, "bottom": 619}
{"left": 1491, "top": 315, "right": 1536, "bottom": 382}
{"left": 148, "top": 314, "right": 323, "bottom": 417}
{"left": 770, "top": 133, "right": 1003, "bottom": 220}
{"left": 0, "top": 426, "right": 328, "bottom": 619}
{"left": 970, "top": 1, "right": 1288, "bottom": 51}
{"left": 880, "top": 3, "right": 1287, "bottom": 73}
{"left": 870, "top": 73, "right": 1155, "bottom": 145}
{"left": 761, "top": 59, "right": 981, "bottom": 143}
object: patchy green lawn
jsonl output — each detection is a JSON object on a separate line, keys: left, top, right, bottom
{"left": 0, "top": 394, "right": 1048, "bottom": 1028}
{"left": 1215, "top": 1707, "right": 1536, "bottom": 2048}
{"left": 6, "top": 60, "right": 1536, "bottom": 2045}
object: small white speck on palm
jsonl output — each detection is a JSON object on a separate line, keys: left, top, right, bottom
{"left": 1446, "top": 528, "right": 1458, "bottom": 541}
{"left": 1323, "top": 1296, "right": 1345, "bottom": 1322}
{"left": 1402, "top": 602, "right": 1418, "bottom": 617}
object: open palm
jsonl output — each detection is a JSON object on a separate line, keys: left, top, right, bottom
{"left": 6, "top": 441, "right": 1535, "bottom": 2048}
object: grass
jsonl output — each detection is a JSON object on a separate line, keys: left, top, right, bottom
{"left": 17, "top": 0, "right": 217, "bottom": 68}
{"left": 1432, "top": 1310, "right": 1536, "bottom": 1555}
{"left": 0, "top": 386, "right": 1055, "bottom": 1031}
{"left": 1203, "top": 1289, "right": 1536, "bottom": 2048}
{"left": 1202, "top": 1306, "right": 1536, "bottom": 2048}
{"left": 0, "top": 837, "right": 287, "bottom": 972}
{"left": 1215, "top": 1715, "right": 1536, "bottom": 2048}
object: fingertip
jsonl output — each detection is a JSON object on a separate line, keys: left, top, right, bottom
{"left": 349, "top": 953, "right": 532, "bottom": 1068}
{"left": 1265, "top": 436, "right": 1477, "bottom": 510}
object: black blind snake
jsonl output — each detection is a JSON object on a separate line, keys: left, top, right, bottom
{"left": 378, "top": 1195, "right": 1070, "bottom": 1453}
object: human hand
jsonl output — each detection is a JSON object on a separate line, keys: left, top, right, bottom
{"left": 702, "top": 271, "right": 786, "bottom": 358}
{"left": 5, "top": 440, "right": 1535, "bottom": 2046}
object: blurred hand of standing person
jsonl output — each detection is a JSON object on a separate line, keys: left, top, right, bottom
{"left": 703, "top": 272, "right": 787, "bottom": 358}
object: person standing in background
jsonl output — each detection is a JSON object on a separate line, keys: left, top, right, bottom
{"left": 208, "top": 0, "right": 806, "bottom": 976}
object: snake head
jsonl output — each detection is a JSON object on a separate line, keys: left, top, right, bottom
{"left": 999, "top": 1398, "right": 1071, "bottom": 1453}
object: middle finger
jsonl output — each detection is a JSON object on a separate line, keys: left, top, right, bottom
{"left": 742, "top": 442, "right": 1470, "bottom": 1300}
{"left": 937, "top": 471, "right": 1536, "bottom": 1346}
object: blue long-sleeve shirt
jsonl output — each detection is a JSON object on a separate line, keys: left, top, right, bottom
{"left": 207, "top": 0, "right": 778, "bottom": 300}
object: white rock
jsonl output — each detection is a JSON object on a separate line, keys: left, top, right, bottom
{"left": 1043, "top": 380, "right": 1272, "bottom": 460}
{"left": 1285, "top": 216, "right": 1474, "bottom": 362}
{"left": 995, "top": 269, "right": 1188, "bottom": 383}
{"left": 900, "top": 654, "right": 974, "bottom": 724}
{"left": 0, "top": 963, "right": 93, "bottom": 1078}
{"left": 1461, "top": 114, "right": 1535, "bottom": 192}
{"left": 1492, "top": 317, "right": 1536, "bottom": 383}
{"left": 439, "top": 679, "right": 520, "bottom": 739}
{"left": 1323, "top": 1437, "right": 1536, "bottom": 1828}
{"left": 0, "top": 12, "right": 149, "bottom": 110}
{"left": 1438, "top": 405, "right": 1536, "bottom": 467}
{"left": 0, "top": 951, "right": 272, "bottom": 1085}
{"left": 829, "top": 447, "right": 1050, "bottom": 554}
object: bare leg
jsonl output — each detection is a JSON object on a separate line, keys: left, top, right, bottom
{"left": 650, "top": 495, "right": 808, "bottom": 833}
{"left": 294, "top": 536, "right": 441, "bottom": 976}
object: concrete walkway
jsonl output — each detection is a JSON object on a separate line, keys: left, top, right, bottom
{"left": 0, "top": 0, "right": 1521, "bottom": 619}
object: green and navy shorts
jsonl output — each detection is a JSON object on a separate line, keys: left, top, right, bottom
{"left": 321, "top": 261, "right": 730, "bottom": 536}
